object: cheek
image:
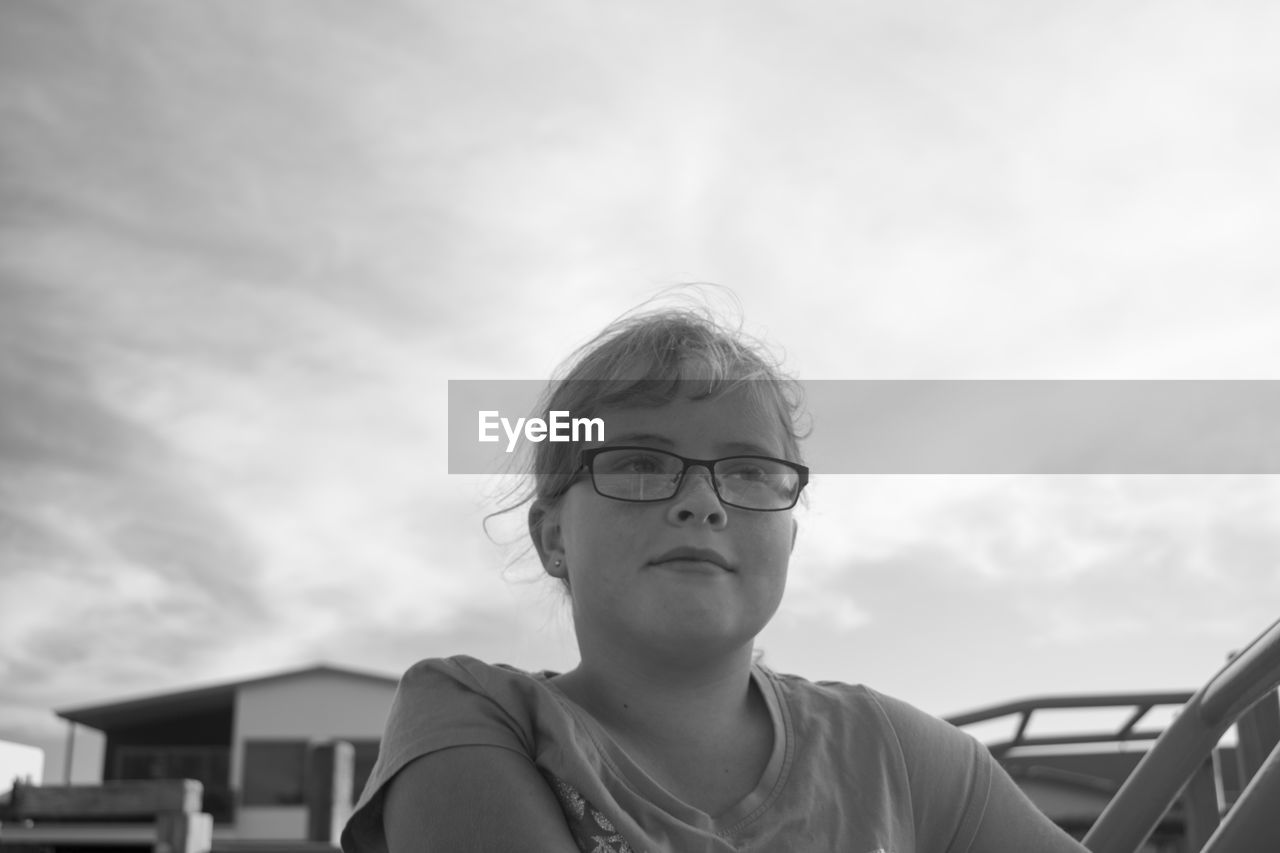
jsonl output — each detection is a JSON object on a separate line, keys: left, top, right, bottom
{"left": 559, "top": 497, "right": 641, "bottom": 570}
{"left": 758, "top": 522, "right": 796, "bottom": 600}
{"left": 751, "top": 514, "right": 797, "bottom": 560}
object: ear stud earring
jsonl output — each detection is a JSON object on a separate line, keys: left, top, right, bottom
{"left": 554, "top": 559, "right": 562, "bottom": 567}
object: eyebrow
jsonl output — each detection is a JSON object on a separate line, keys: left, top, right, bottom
{"left": 718, "top": 440, "right": 779, "bottom": 457}
{"left": 603, "top": 432, "right": 677, "bottom": 448}
{"left": 603, "top": 434, "right": 780, "bottom": 458}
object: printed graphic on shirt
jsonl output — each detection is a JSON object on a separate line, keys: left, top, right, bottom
{"left": 542, "top": 769, "right": 645, "bottom": 853}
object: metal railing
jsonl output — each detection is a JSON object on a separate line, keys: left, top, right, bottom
{"left": 946, "top": 691, "right": 1194, "bottom": 757}
{"left": 1082, "top": 616, "right": 1280, "bottom": 853}
{"left": 945, "top": 617, "right": 1280, "bottom": 852}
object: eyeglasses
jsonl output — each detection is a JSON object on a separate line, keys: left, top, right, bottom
{"left": 578, "top": 446, "right": 809, "bottom": 511}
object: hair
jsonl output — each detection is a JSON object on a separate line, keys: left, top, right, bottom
{"left": 491, "top": 297, "right": 808, "bottom": 549}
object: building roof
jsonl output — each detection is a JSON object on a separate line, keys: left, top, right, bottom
{"left": 56, "top": 663, "right": 399, "bottom": 731}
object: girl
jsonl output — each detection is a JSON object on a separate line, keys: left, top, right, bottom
{"left": 342, "top": 304, "right": 1087, "bottom": 852}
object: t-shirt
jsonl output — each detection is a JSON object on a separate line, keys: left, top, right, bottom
{"left": 341, "top": 656, "right": 995, "bottom": 853}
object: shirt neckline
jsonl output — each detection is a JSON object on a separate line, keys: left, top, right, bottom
{"left": 536, "top": 663, "right": 792, "bottom": 836}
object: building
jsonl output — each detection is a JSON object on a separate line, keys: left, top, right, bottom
{"left": 0, "top": 739, "right": 44, "bottom": 796}
{"left": 53, "top": 666, "right": 1275, "bottom": 849}
{"left": 55, "top": 664, "right": 398, "bottom": 840}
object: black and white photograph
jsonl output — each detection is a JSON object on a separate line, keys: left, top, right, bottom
{"left": 2, "top": 3, "right": 1278, "bottom": 851}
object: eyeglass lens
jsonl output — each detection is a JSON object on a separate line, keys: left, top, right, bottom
{"left": 590, "top": 448, "right": 801, "bottom": 509}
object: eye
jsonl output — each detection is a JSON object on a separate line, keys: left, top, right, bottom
{"left": 718, "top": 458, "right": 772, "bottom": 481}
{"left": 598, "top": 450, "right": 674, "bottom": 475}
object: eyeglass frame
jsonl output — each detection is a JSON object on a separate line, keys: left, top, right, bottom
{"left": 576, "top": 445, "right": 809, "bottom": 512}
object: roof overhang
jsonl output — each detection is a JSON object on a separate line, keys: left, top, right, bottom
{"left": 55, "top": 663, "right": 397, "bottom": 733}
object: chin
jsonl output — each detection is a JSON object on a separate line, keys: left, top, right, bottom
{"left": 648, "top": 620, "right": 761, "bottom": 657}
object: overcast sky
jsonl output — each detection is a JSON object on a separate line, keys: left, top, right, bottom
{"left": 2, "top": 1, "right": 1279, "bottom": 783}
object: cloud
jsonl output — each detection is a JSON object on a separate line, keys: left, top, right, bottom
{"left": 3, "top": 1, "right": 1280, "bottom": 774}
{"left": 0, "top": 277, "right": 270, "bottom": 704}
{"left": 764, "top": 475, "right": 1280, "bottom": 713}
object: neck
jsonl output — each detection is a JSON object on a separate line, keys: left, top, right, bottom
{"left": 555, "top": 642, "right": 760, "bottom": 748}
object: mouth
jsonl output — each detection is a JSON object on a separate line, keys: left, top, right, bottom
{"left": 649, "top": 547, "right": 734, "bottom": 572}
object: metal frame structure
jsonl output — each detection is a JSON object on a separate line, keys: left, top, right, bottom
{"left": 947, "top": 691, "right": 1195, "bottom": 757}
{"left": 1084, "top": 617, "right": 1280, "bottom": 853}
{"left": 949, "top": 618, "right": 1280, "bottom": 853}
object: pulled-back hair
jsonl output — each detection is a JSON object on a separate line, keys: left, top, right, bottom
{"left": 515, "top": 302, "right": 807, "bottom": 510}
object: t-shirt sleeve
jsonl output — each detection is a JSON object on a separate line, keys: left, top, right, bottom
{"left": 341, "top": 657, "right": 535, "bottom": 853}
{"left": 864, "top": 688, "right": 994, "bottom": 853}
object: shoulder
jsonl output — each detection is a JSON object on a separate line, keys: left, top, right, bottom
{"left": 758, "top": 665, "right": 874, "bottom": 705}
{"left": 799, "top": 677, "right": 985, "bottom": 780}
{"left": 390, "top": 655, "right": 566, "bottom": 719}
{"left": 399, "top": 653, "right": 535, "bottom": 686}
{"left": 758, "top": 666, "right": 920, "bottom": 734}
{"left": 859, "top": 686, "right": 994, "bottom": 852}
{"left": 764, "top": 668, "right": 974, "bottom": 753}
{"left": 343, "top": 657, "right": 565, "bottom": 853}
{"left": 395, "top": 654, "right": 534, "bottom": 697}
{"left": 759, "top": 669, "right": 993, "bottom": 850}
{"left": 860, "top": 685, "right": 976, "bottom": 751}
{"left": 384, "top": 655, "right": 552, "bottom": 750}
{"left": 361, "top": 655, "right": 563, "bottom": 796}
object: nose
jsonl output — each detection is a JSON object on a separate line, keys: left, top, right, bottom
{"left": 665, "top": 465, "right": 727, "bottom": 528}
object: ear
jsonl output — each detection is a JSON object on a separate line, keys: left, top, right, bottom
{"left": 790, "top": 517, "right": 798, "bottom": 553}
{"left": 529, "top": 499, "right": 568, "bottom": 580}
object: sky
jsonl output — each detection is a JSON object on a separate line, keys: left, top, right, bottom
{"left": 2, "top": 1, "right": 1278, "bottom": 783}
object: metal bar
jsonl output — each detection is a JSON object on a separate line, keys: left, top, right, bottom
{"left": 1084, "top": 617, "right": 1280, "bottom": 853}
{"left": 1202, "top": 739, "right": 1280, "bottom": 853}
{"left": 1235, "top": 688, "right": 1279, "bottom": 785}
{"left": 1181, "top": 758, "right": 1221, "bottom": 851}
{"left": 986, "top": 731, "right": 1162, "bottom": 753}
{"left": 1012, "top": 710, "right": 1032, "bottom": 746}
{"left": 1202, "top": 617, "right": 1280, "bottom": 727}
{"left": 946, "top": 691, "right": 1193, "bottom": 727}
{"left": 1116, "top": 704, "right": 1152, "bottom": 739}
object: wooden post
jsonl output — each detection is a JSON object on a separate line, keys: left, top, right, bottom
{"left": 0, "top": 779, "right": 212, "bottom": 853}
{"left": 63, "top": 721, "right": 77, "bottom": 785}
{"left": 7, "top": 779, "right": 204, "bottom": 819}
{"left": 305, "top": 740, "right": 354, "bottom": 844}
{"left": 155, "top": 810, "right": 214, "bottom": 853}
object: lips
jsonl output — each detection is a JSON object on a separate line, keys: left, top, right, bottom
{"left": 649, "top": 546, "right": 734, "bottom": 572}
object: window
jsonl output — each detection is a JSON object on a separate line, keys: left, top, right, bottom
{"left": 115, "top": 746, "right": 233, "bottom": 821}
{"left": 351, "top": 739, "right": 380, "bottom": 795}
{"left": 240, "top": 738, "right": 383, "bottom": 807}
{"left": 242, "top": 740, "right": 307, "bottom": 806}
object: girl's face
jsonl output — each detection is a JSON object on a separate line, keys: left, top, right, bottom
{"left": 532, "top": 386, "right": 798, "bottom": 665}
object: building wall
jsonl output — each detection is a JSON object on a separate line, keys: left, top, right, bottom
{"left": 103, "top": 704, "right": 236, "bottom": 822}
{"left": 0, "top": 739, "right": 44, "bottom": 793}
{"left": 229, "top": 671, "right": 396, "bottom": 839}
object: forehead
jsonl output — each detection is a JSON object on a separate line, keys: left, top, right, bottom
{"left": 591, "top": 387, "right": 788, "bottom": 457}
